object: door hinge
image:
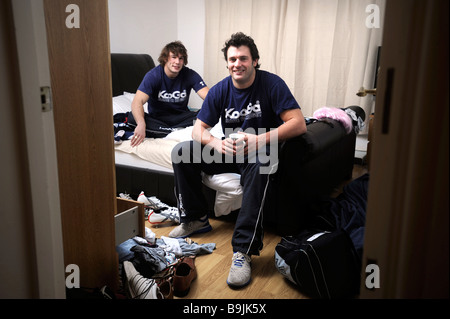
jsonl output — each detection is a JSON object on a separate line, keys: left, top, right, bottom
{"left": 40, "top": 86, "right": 52, "bottom": 112}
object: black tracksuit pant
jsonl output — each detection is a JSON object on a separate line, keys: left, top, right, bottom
{"left": 128, "top": 110, "right": 198, "bottom": 138}
{"left": 171, "top": 140, "right": 278, "bottom": 256}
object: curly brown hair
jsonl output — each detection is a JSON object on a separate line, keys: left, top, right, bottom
{"left": 221, "top": 32, "right": 260, "bottom": 69}
{"left": 158, "top": 41, "right": 188, "bottom": 66}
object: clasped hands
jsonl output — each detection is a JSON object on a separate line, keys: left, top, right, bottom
{"left": 222, "top": 132, "right": 256, "bottom": 157}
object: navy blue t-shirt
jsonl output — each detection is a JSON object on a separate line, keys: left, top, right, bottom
{"left": 138, "top": 65, "right": 207, "bottom": 116}
{"left": 198, "top": 70, "right": 300, "bottom": 136}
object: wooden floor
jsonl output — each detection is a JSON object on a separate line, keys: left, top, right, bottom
{"left": 147, "top": 164, "right": 369, "bottom": 299}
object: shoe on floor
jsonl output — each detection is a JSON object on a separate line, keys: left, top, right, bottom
{"left": 137, "top": 191, "right": 152, "bottom": 206}
{"left": 138, "top": 192, "right": 180, "bottom": 225}
{"left": 148, "top": 208, "right": 180, "bottom": 225}
{"left": 226, "top": 252, "right": 252, "bottom": 288}
{"left": 123, "top": 261, "right": 161, "bottom": 299}
{"left": 157, "top": 279, "right": 174, "bottom": 299}
{"left": 168, "top": 215, "right": 212, "bottom": 238}
{"left": 173, "top": 256, "right": 197, "bottom": 297}
{"left": 119, "top": 192, "right": 133, "bottom": 200}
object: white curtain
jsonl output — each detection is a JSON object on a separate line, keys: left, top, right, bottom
{"left": 204, "top": 0, "right": 386, "bottom": 130}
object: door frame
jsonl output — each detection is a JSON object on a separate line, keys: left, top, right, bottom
{"left": 11, "top": 0, "right": 65, "bottom": 298}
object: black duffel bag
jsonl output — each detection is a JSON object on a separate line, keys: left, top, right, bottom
{"left": 275, "top": 228, "right": 362, "bottom": 299}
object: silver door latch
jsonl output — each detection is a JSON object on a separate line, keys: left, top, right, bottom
{"left": 40, "top": 86, "right": 52, "bottom": 112}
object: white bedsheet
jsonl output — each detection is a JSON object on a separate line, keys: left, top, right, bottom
{"left": 115, "top": 138, "right": 179, "bottom": 170}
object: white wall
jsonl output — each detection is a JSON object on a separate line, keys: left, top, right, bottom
{"left": 177, "top": 0, "right": 205, "bottom": 110}
{"left": 108, "top": 0, "right": 206, "bottom": 109}
{"left": 108, "top": 0, "right": 177, "bottom": 59}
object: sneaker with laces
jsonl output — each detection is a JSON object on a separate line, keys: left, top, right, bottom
{"left": 137, "top": 191, "right": 152, "bottom": 206}
{"left": 148, "top": 209, "right": 180, "bottom": 225}
{"left": 227, "top": 252, "right": 252, "bottom": 288}
{"left": 123, "top": 261, "right": 162, "bottom": 299}
{"left": 119, "top": 192, "right": 133, "bottom": 200}
{"left": 138, "top": 192, "right": 180, "bottom": 224}
{"left": 168, "top": 215, "right": 212, "bottom": 238}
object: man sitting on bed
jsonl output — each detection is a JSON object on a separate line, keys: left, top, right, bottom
{"left": 169, "top": 32, "right": 307, "bottom": 288}
{"left": 129, "top": 41, "right": 209, "bottom": 146}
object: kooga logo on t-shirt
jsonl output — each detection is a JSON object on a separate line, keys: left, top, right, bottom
{"left": 158, "top": 90, "right": 187, "bottom": 103}
{"left": 225, "top": 101, "right": 262, "bottom": 123}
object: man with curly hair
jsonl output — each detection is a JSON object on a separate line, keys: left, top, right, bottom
{"left": 130, "top": 41, "right": 209, "bottom": 145}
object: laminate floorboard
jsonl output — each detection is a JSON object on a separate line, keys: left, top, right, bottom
{"left": 147, "top": 164, "right": 368, "bottom": 299}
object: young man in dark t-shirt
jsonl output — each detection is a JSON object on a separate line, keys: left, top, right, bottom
{"left": 169, "top": 33, "right": 306, "bottom": 288}
{"left": 130, "top": 41, "right": 209, "bottom": 145}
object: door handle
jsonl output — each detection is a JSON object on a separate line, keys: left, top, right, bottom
{"left": 356, "top": 87, "right": 377, "bottom": 97}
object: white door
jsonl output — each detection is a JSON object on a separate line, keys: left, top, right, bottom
{"left": 10, "top": 0, "right": 65, "bottom": 298}
{"left": 361, "top": 0, "right": 448, "bottom": 298}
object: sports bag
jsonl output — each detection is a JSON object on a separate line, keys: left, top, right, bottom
{"left": 275, "top": 228, "right": 361, "bottom": 299}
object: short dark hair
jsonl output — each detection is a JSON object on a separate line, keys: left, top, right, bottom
{"left": 158, "top": 41, "right": 188, "bottom": 66}
{"left": 222, "top": 32, "right": 260, "bottom": 69}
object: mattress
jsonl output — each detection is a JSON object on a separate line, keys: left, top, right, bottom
{"left": 115, "top": 150, "right": 173, "bottom": 174}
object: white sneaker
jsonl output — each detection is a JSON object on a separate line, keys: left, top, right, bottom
{"left": 137, "top": 191, "right": 152, "bottom": 206}
{"left": 168, "top": 215, "right": 212, "bottom": 238}
{"left": 123, "top": 261, "right": 162, "bottom": 299}
{"left": 148, "top": 209, "right": 180, "bottom": 225}
{"left": 148, "top": 195, "right": 178, "bottom": 213}
{"left": 138, "top": 192, "right": 180, "bottom": 224}
{"left": 119, "top": 192, "right": 133, "bottom": 200}
{"left": 227, "top": 252, "right": 252, "bottom": 288}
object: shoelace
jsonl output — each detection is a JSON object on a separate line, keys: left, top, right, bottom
{"left": 158, "top": 209, "right": 180, "bottom": 222}
{"left": 149, "top": 208, "right": 180, "bottom": 223}
{"left": 232, "top": 254, "right": 246, "bottom": 268}
{"left": 148, "top": 197, "right": 169, "bottom": 210}
{"left": 148, "top": 196, "right": 179, "bottom": 217}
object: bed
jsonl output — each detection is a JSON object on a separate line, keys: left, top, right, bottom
{"left": 111, "top": 53, "right": 242, "bottom": 217}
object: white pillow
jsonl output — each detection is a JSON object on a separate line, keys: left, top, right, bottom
{"left": 202, "top": 173, "right": 242, "bottom": 195}
{"left": 124, "top": 92, "right": 148, "bottom": 113}
{"left": 202, "top": 173, "right": 243, "bottom": 217}
{"left": 214, "top": 191, "right": 242, "bottom": 217}
{"left": 123, "top": 91, "right": 135, "bottom": 99}
{"left": 113, "top": 94, "right": 132, "bottom": 115}
{"left": 113, "top": 92, "right": 148, "bottom": 115}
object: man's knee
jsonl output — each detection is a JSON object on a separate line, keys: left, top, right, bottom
{"left": 171, "top": 140, "right": 192, "bottom": 164}
{"left": 172, "top": 140, "right": 204, "bottom": 164}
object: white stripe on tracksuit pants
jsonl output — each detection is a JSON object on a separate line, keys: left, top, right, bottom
{"left": 171, "top": 140, "right": 277, "bottom": 256}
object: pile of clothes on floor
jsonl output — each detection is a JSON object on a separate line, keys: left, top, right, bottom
{"left": 116, "top": 227, "right": 216, "bottom": 299}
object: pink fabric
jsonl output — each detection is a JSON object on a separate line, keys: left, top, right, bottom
{"left": 313, "top": 107, "right": 353, "bottom": 134}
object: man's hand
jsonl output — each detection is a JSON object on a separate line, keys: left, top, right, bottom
{"left": 131, "top": 124, "right": 146, "bottom": 147}
{"left": 224, "top": 133, "right": 249, "bottom": 156}
{"left": 130, "top": 90, "right": 150, "bottom": 147}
